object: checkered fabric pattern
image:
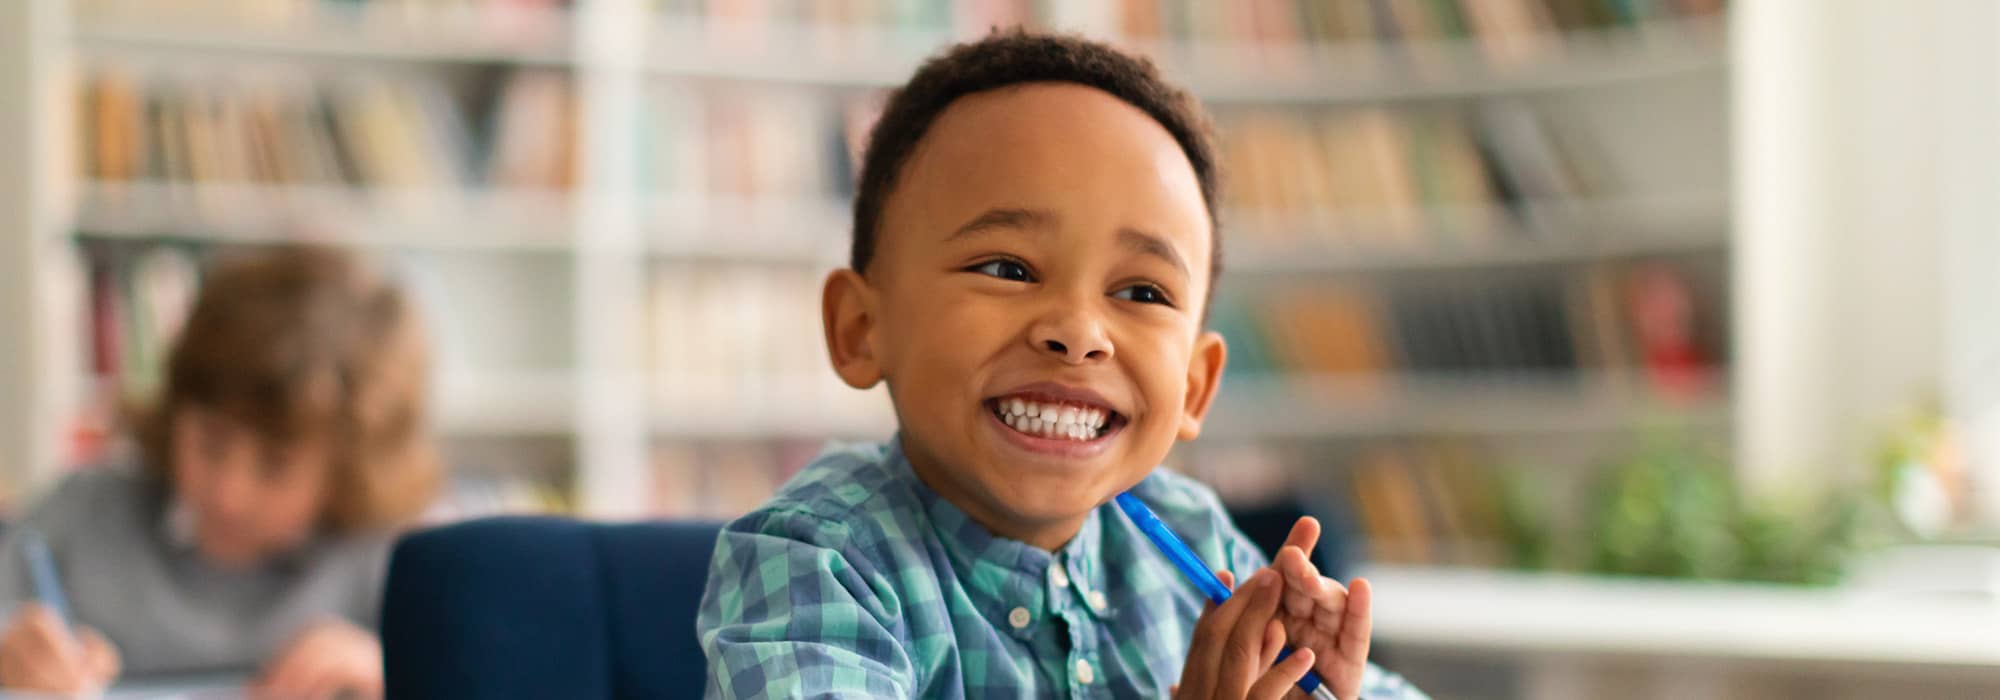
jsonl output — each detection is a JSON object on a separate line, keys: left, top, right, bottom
{"left": 698, "top": 438, "right": 1427, "bottom": 699}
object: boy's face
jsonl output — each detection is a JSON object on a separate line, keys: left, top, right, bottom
{"left": 824, "top": 83, "right": 1225, "bottom": 548}
{"left": 171, "top": 407, "right": 331, "bottom": 568}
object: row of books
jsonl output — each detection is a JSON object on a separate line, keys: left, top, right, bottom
{"left": 77, "top": 67, "right": 577, "bottom": 194}
{"left": 77, "top": 66, "right": 877, "bottom": 203}
{"left": 644, "top": 263, "right": 898, "bottom": 430}
{"left": 649, "top": 439, "right": 827, "bottom": 519}
{"left": 430, "top": 467, "right": 575, "bottom": 521}
{"left": 426, "top": 436, "right": 577, "bottom": 519}
{"left": 1342, "top": 441, "right": 1512, "bottom": 566}
{"left": 1172, "top": 439, "right": 1513, "bottom": 568}
{"left": 1209, "top": 261, "right": 1720, "bottom": 399}
{"left": 651, "top": 0, "right": 1724, "bottom": 47}
{"left": 1216, "top": 100, "right": 1611, "bottom": 244}
{"left": 639, "top": 87, "right": 870, "bottom": 200}
{"left": 76, "top": 0, "right": 572, "bottom": 40}
{"left": 1113, "top": 0, "right": 1725, "bottom": 48}
{"left": 77, "top": 241, "right": 201, "bottom": 395}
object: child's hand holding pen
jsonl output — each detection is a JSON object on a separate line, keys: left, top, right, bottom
{"left": 0, "top": 602, "right": 121, "bottom": 694}
{"left": 0, "top": 531, "right": 120, "bottom": 693}
{"left": 1172, "top": 568, "right": 1320, "bottom": 699}
{"left": 1269, "top": 517, "right": 1374, "bottom": 700}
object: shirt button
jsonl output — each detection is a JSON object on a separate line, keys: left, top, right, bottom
{"left": 1049, "top": 566, "right": 1070, "bottom": 589}
{"left": 1007, "top": 606, "right": 1031, "bottom": 629}
{"left": 1086, "top": 590, "right": 1108, "bottom": 611}
{"left": 1074, "top": 659, "right": 1095, "bottom": 684}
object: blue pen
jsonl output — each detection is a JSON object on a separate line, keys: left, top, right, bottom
{"left": 19, "top": 529, "right": 70, "bottom": 623}
{"left": 1116, "top": 492, "right": 1337, "bottom": 700}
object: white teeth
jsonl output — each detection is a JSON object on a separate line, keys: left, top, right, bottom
{"left": 994, "top": 397, "right": 1116, "bottom": 442}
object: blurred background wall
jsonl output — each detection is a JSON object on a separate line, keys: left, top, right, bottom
{"left": 4, "top": 0, "right": 2000, "bottom": 697}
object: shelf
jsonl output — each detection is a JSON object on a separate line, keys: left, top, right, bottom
{"left": 1172, "top": 16, "right": 1729, "bottom": 104}
{"left": 76, "top": 184, "right": 1727, "bottom": 272}
{"left": 72, "top": 10, "right": 575, "bottom": 66}
{"left": 643, "top": 15, "right": 1727, "bottom": 103}
{"left": 73, "top": 370, "right": 578, "bottom": 438}
{"left": 1364, "top": 563, "right": 2000, "bottom": 668}
{"left": 1229, "top": 192, "right": 1731, "bottom": 273}
{"left": 644, "top": 194, "right": 849, "bottom": 265}
{"left": 648, "top": 379, "right": 896, "bottom": 440}
{"left": 74, "top": 182, "right": 577, "bottom": 253}
{"left": 1205, "top": 371, "right": 1730, "bottom": 438}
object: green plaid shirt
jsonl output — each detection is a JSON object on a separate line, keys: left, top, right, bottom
{"left": 698, "top": 438, "right": 1426, "bottom": 699}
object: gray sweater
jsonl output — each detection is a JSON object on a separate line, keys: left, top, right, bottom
{"left": 0, "top": 467, "right": 393, "bottom": 674}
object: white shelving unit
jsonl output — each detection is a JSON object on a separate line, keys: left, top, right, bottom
{"left": 2, "top": 2, "right": 1736, "bottom": 519}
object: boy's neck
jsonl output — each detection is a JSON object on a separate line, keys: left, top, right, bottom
{"left": 902, "top": 438, "right": 1088, "bottom": 552}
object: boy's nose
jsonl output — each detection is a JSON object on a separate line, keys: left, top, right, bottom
{"left": 1030, "top": 312, "right": 1112, "bottom": 364}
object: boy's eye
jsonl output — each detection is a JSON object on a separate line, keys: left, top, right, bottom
{"left": 1112, "top": 283, "right": 1173, "bottom": 306}
{"left": 968, "top": 259, "right": 1035, "bottom": 283}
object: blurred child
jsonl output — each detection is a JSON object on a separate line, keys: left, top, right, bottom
{"left": 698, "top": 32, "right": 1425, "bottom": 699}
{"left": 0, "top": 244, "right": 440, "bottom": 698}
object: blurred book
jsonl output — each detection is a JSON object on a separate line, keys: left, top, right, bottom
{"left": 1216, "top": 102, "right": 1612, "bottom": 247}
{"left": 1216, "top": 262, "right": 1723, "bottom": 400}
{"left": 76, "top": 66, "right": 577, "bottom": 206}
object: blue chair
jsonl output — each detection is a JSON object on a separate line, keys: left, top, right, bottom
{"left": 380, "top": 516, "right": 725, "bottom": 699}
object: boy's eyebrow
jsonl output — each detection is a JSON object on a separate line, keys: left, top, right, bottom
{"left": 945, "top": 207, "right": 1055, "bottom": 241}
{"left": 947, "top": 208, "right": 1190, "bottom": 279}
{"left": 1120, "top": 227, "right": 1189, "bottom": 280}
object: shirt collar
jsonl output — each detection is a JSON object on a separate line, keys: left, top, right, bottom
{"left": 888, "top": 436, "right": 1119, "bottom": 639}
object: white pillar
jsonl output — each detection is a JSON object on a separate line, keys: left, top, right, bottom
{"left": 0, "top": 0, "right": 75, "bottom": 495}
{"left": 1732, "top": 0, "right": 1844, "bottom": 495}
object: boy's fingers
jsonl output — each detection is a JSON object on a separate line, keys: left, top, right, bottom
{"left": 1276, "top": 548, "right": 1321, "bottom": 619}
{"left": 1339, "top": 578, "right": 1374, "bottom": 664}
{"left": 77, "top": 626, "right": 120, "bottom": 683}
{"left": 19, "top": 607, "right": 82, "bottom": 666}
{"left": 1246, "top": 648, "right": 1315, "bottom": 700}
{"left": 1192, "top": 570, "right": 1273, "bottom": 698}
{"left": 1216, "top": 570, "right": 1284, "bottom": 697}
{"left": 1259, "top": 618, "right": 1284, "bottom": 670}
{"left": 1281, "top": 517, "right": 1321, "bottom": 557}
{"left": 1183, "top": 571, "right": 1251, "bottom": 699}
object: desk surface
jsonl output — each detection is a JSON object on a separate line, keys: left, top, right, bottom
{"left": 1365, "top": 564, "right": 2000, "bottom": 667}
{"left": 0, "top": 672, "right": 244, "bottom": 700}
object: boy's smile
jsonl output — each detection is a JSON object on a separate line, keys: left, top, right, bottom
{"left": 823, "top": 82, "right": 1227, "bottom": 550}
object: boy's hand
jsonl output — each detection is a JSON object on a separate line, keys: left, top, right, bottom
{"left": 255, "top": 617, "right": 383, "bottom": 700}
{"left": 1174, "top": 569, "right": 1318, "bottom": 700}
{"left": 1271, "top": 517, "right": 1372, "bottom": 700}
{"left": 0, "top": 603, "right": 120, "bottom": 694}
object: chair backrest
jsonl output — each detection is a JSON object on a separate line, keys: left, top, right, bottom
{"left": 381, "top": 516, "right": 725, "bottom": 699}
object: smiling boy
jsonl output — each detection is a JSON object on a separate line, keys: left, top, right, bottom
{"left": 698, "top": 32, "right": 1426, "bottom": 699}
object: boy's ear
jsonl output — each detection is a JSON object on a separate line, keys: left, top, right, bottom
{"left": 1176, "top": 330, "right": 1228, "bottom": 440}
{"left": 822, "top": 268, "right": 883, "bottom": 389}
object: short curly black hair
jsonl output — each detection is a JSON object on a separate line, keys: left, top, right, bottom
{"left": 850, "top": 31, "right": 1222, "bottom": 308}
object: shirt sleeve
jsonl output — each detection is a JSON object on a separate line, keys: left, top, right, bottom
{"left": 697, "top": 510, "right": 916, "bottom": 699}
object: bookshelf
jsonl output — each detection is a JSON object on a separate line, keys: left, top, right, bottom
{"left": 1, "top": 0, "right": 1735, "bottom": 526}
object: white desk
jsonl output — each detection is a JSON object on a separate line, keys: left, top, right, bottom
{"left": 1363, "top": 564, "right": 2000, "bottom": 699}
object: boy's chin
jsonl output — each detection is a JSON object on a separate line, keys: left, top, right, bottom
{"left": 968, "top": 464, "right": 1134, "bottom": 522}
